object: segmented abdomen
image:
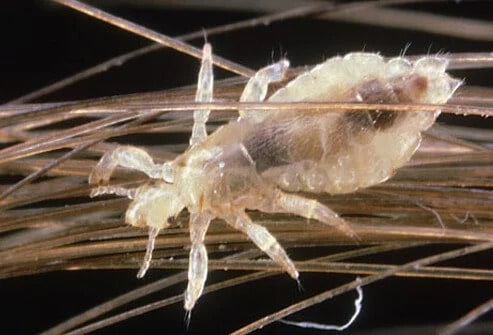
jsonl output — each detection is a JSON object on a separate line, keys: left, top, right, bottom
{"left": 244, "top": 53, "right": 461, "bottom": 193}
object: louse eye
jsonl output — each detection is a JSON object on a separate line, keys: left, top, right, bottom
{"left": 167, "top": 216, "right": 176, "bottom": 225}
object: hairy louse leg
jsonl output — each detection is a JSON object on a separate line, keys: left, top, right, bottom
{"left": 90, "top": 185, "right": 136, "bottom": 198}
{"left": 184, "top": 212, "right": 212, "bottom": 312}
{"left": 190, "top": 43, "right": 213, "bottom": 146}
{"left": 136, "top": 226, "right": 160, "bottom": 278}
{"left": 268, "top": 190, "right": 359, "bottom": 241}
{"left": 238, "top": 59, "right": 290, "bottom": 121}
{"left": 89, "top": 145, "right": 172, "bottom": 185}
{"left": 225, "top": 211, "right": 299, "bottom": 280}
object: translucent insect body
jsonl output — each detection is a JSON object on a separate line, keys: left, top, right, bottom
{"left": 89, "top": 44, "right": 461, "bottom": 311}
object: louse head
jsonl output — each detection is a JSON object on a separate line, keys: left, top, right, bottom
{"left": 125, "top": 181, "right": 185, "bottom": 230}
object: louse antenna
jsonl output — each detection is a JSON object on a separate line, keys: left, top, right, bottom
{"left": 136, "top": 226, "right": 160, "bottom": 278}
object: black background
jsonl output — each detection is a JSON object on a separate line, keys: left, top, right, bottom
{"left": 1, "top": 1, "right": 492, "bottom": 334}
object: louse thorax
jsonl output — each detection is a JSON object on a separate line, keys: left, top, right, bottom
{"left": 174, "top": 121, "right": 269, "bottom": 212}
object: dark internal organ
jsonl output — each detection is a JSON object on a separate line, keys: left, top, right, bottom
{"left": 244, "top": 122, "right": 291, "bottom": 172}
{"left": 244, "top": 74, "right": 430, "bottom": 179}
{"left": 345, "top": 75, "right": 429, "bottom": 132}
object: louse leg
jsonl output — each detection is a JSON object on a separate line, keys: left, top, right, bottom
{"left": 238, "top": 58, "right": 290, "bottom": 120}
{"left": 89, "top": 145, "right": 172, "bottom": 185}
{"left": 184, "top": 212, "right": 212, "bottom": 311}
{"left": 224, "top": 211, "right": 299, "bottom": 280}
{"left": 136, "top": 226, "right": 160, "bottom": 278}
{"left": 190, "top": 43, "right": 213, "bottom": 146}
{"left": 266, "top": 190, "right": 359, "bottom": 241}
{"left": 90, "top": 185, "right": 136, "bottom": 198}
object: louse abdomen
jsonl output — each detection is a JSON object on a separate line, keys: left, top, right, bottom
{"left": 199, "top": 54, "right": 460, "bottom": 196}
{"left": 253, "top": 72, "right": 458, "bottom": 194}
{"left": 257, "top": 110, "right": 423, "bottom": 194}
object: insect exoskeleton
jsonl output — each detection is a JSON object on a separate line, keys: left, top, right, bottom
{"left": 89, "top": 44, "right": 461, "bottom": 312}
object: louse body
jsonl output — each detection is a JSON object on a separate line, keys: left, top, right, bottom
{"left": 89, "top": 44, "right": 461, "bottom": 311}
